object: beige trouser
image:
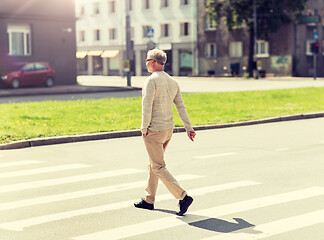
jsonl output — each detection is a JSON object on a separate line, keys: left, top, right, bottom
{"left": 143, "top": 128, "right": 187, "bottom": 204}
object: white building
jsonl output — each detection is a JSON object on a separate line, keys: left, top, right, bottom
{"left": 75, "top": 0, "right": 198, "bottom": 76}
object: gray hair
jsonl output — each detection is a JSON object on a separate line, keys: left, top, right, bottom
{"left": 147, "top": 48, "right": 167, "bottom": 65}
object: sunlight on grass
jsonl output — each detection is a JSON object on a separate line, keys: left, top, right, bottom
{"left": 0, "top": 87, "right": 324, "bottom": 144}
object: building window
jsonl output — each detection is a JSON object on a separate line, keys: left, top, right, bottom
{"left": 129, "top": 0, "right": 133, "bottom": 11}
{"left": 161, "top": 24, "right": 170, "bottom": 37}
{"left": 256, "top": 40, "right": 269, "bottom": 57}
{"left": 7, "top": 24, "right": 31, "bottom": 56}
{"left": 79, "top": 30, "right": 86, "bottom": 42}
{"left": 205, "top": 17, "right": 217, "bottom": 31}
{"left": 80, "top": 5, "right": 85, "bottom": 16}
{"left": 161, "top": 0, "right": 168, "bottom": 8}
{"left": 181, "top": 0, "right": 189, "bottom": 5}
{"left": 109, "top": 28, "right": 117, "bottom": 40}
{"left": 94, "top": 29, "right": 100, "bottom": 41}
{"left": 108, "top": 0, "right": 115, "bottom": 13}
{"left": 144, "top": 0, "right": 150, "bottom": 9}
{"left": 229, "top": 41, "right": 243, "bottom": 57}
{"left": 180, "top": 22, "right": 190, "bottom": 36}
{"left": 93, "top": 2, "right": 100, "bottom": 14}
{"left": 143, "top": 25, "right": 152, "bottom": 38}
{"left": 206, "top": 43, "right": 217, "bottom": 58}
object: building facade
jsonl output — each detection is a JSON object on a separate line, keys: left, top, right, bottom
{"left": 76, "top": 0, "right": 198, "bottom": 76}
{"left": 0, "top": 0, "right": 77, "bottom": 85}
{"left": 198, "top": 0, "right": 324, "bottom": 77}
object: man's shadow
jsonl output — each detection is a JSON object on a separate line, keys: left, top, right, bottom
{"left": 154, "top": 209, "right": 261, "bottom": 234}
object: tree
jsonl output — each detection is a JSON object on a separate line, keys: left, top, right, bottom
{"left": 206, "top": 0, "right": 308, "bottom": 77}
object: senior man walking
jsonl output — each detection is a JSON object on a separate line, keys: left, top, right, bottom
{"left": 134, "top": 48, "right": 196, "bottom": 216}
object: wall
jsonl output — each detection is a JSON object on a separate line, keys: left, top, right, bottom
{"left": 0, "top": 0, "right": 77, "bottom": 85}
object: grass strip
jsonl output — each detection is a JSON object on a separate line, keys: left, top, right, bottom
{"left": 0, "top": 87, "right": 323, "bottom": 144}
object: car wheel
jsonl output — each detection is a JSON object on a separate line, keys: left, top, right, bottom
{"left": 45, "top": 77, "right": 54, "bottom": 87}
{"left": 11, "top": 78, "right": 20, "bottom": 89}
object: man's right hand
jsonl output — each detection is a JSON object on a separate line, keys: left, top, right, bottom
{"left": 187, "top": 131, "right": 196, "bottom": 141}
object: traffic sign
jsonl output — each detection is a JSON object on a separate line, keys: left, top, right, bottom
{"left": 146, "top": 27, "right": 154, "bottom": 38}
{"left": 313, "top": 31, "right": 319, "bottom": 40}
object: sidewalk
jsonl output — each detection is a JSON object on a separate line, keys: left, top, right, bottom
{"left": 1, "top": 75, "right": 324, "bottom": 97}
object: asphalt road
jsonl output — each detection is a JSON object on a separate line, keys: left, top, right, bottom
{"left": 0, "top": 118, "right": 323, "bottom": 240}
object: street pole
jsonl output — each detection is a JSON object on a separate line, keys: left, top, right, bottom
{"left": 313, "top": 47, "right": 317, "bottom": 80}
{"left": 125, "top": 0, "right": 131, "bottom": 87}
{"left": 313, "top": 29, "right": 318, "bottom": 80}
{"left": 253, "top": 0, "right": 258, "bottom": 79}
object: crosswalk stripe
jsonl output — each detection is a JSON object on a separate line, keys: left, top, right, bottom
{"left": 0, "top": 160, "right": 42, "bottom": 168}
{"left": 202, "top": 209, "right": 324, "bottom": 240}
{"left": 194, "top": 152, "right": 237, "bottom": 159}
{"left": 0, "top": 164, "right": 90, "bottom": 179}
{"left": 0, "top": 168, "right": 144, "bottom": 193}
{"left": 0, "top": 181, "right": 259, "bottom": 231}
{"left": 71, "top": 187, "right": 324, "bottom": 240}
{"left": 0, "top": 174, "right": 201, "bottom": 211}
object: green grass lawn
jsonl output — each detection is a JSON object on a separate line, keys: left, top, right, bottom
{"left": 1, "top": 87, "right": 324, "bottom": 144}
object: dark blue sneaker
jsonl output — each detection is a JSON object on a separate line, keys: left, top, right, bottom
{"left": 134, "top": 199, "right": 154, "bottom": 210}
{"left": 177, "top": 195, "right": 193, "bottom": 216}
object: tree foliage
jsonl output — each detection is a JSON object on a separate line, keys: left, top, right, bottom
{"left": 206, "top": 0, "right": 308, "bottom": 77}
{"left": 206, "top": 0, "right": 308, "bottom": 40}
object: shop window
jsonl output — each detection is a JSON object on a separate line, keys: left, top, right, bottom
{"left": 109, "top": 56, "right": 120, "bottom": 70}
{"left": 93, "top": 56, "right": 103, "bottom": 73}
{"left": 179, "top": 50, "right": 192, "bottom": 73}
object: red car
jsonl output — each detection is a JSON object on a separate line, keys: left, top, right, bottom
{"left": 0, "top": 62, "right": 55, "bottom": 88}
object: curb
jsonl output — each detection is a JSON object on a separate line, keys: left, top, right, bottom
{"left": 0, "top": 85, "right": 141, "bottom": 98}
{"left": 1, "top": 112, "right": 324, "bottom": 150}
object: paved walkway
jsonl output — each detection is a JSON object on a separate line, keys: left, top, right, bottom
{"left": 1, "top": 76, "right": 324, "bottom": 98}
{"left": 78, "top": 75, "right": 324, "bottom": 93}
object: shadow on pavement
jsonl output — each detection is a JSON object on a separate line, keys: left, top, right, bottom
{"left": 154, "top": 208, "right": 261, "bottom": 234}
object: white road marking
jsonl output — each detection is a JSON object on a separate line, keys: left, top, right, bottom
{"left": 0, "top": 174, "right": 201, "bottom": 211}
{"left": 0, "top": 160, "right": 42, "bottom": 168}
{"left": 0, "top": 164, "right": 90, "bottom": 179}
{"left": 194, "top": 152, "right": 238, "bottom": 159}
{"left": 0, "top": 168, "right": 144, "bottom": 193}
{"left": 71, "top": 187, "right": 324, "bottom": 240}
{"left": 202, "top": 209, "right": 324, "bottom": 240}
{"left": 276, "top": 148, "right": 289, "bottom": 152}
{"left": 0, "top": 181, "right": 260, "bottom": 231}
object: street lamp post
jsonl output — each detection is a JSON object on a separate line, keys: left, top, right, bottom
{"left": 253, "top": 0, "right": 258, "bottom": 79}
{"left": 125, "top": 0, "right": 131, "bottom": 87}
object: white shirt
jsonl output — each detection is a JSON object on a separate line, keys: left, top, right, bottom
{"left": 141, "top": 71, "right": 194, "bottom": 134}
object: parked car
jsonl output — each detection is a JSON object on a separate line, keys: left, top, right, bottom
{"left": 0, "top": 62, "right": 55, "bottom": 88}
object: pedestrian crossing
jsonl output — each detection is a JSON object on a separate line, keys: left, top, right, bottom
{"left": 0, "top": 159, "right": 324, "bottom": 240}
